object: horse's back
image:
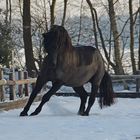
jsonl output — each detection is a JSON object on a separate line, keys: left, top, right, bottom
{"left": 74, "top": 46, "right": 101, "bottom": 66}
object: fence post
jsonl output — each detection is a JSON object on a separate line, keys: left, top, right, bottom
{"left": 136, "top": 70, "right": 140, "bottom": 97}
{"left": 9, "top": 71, "right": 16, "bottom": 100}
{"left": 18, "top": 70, "right": 23, "bottom": 97}
{"left": 0, "top": 66, "right": 4, "bottom": 101}
{"left": 24, "top": 71, "right": 29, "bottom": 96}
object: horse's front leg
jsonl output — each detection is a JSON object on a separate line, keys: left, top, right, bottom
{"left": 20, "top": 75, "right": 47, "bottom": 116}
{"left": 30, "top": 82, "right": 62, "bottom": 116}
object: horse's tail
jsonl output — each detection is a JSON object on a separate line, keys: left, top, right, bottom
{"left": 99, "top": 71, "right": 115, "bottom": 109}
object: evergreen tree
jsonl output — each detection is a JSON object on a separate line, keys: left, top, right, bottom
{"left": 0, "top": 22, "right": 13, "bottom": 67}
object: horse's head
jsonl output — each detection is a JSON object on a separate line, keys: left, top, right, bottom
{"left": 42, "top": 25, "right": 72, "bottom": 53}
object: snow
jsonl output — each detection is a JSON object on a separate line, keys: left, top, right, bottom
{"left": 0, "top": 96, "right": 140, "bottom": 140}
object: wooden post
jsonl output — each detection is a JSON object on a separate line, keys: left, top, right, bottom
{"left": 136, "top": 70, "right": 140, "bottom": 97}
{"left": 18, "top": 70, "right": 23, "bottom": 97}
{"left": 9, "top": 71, "right": 16, "bottom": 100}
{"left": 24, "top": 71, "right": 29, "bottom": 96}
{"left": 0, "top": 66, "right": 4, "bottom": 101}
{"left": 9, "top": 50, "right": 16, "bottom": 100}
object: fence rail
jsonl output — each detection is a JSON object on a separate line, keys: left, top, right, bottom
{"left": 0, "top": 67, "right": 140, "bottom": 105}
{"left": 0, "top": 78, "right": 36, "bottom": 86}
{"left": 111, "top": 74, "right": 140, "bottom": 79}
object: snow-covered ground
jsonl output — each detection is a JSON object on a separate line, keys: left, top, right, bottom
{"left": 0, "top": 96, "right": 140, "bottom": 140}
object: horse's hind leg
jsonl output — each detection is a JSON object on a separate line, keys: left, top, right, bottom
{"left": 84, "top": 84, "right": 99, "bottom": 116}
{"left": 30, "top": 82, "right": 62, "bottom": 116}
{"left": 73, "top": 86, "right": 88, "bottom": 116}
{"left": 20, "top": 75, "right": 47, "bottom": 116}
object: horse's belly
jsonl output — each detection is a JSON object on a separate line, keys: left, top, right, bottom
{"left": 63, "top": 76, "right": 90, "bottom": 87}
{"left": 66, "top": 73, "right": 93, "bottom": 87}
{"left": 56, "top": 66, "right": 96, "bottom": 87}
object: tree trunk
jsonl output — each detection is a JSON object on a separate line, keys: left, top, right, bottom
{"left": 108, "top": 0, "right": 124, "bottom": 74}
{"left": 86, "top": 0, "right": 116, "bottom": 72}
{"left": 61, "top": 0, "right": 68, "bottom": 26}
{"left": 43, "top": 0, "right": 48, "bottom": 31}
{"left": 9, "top": 0, "right": 12, "bottom": 23}
{"left": 138, "top": 8, "right": 140, "bottom": 70}
{"left": 77, "top": 0, "right": 83, "bottom": 44}
{"left": 86, "top": 0, "right": 98, "bottom": 49}
{"left": 129, "top": 0, "right": 136, "bottom": 73}
{"left": 138, "top": 32, "right": 140, "bottom": 70}
{"left": 50, "top": 0, "right": 56, "bottom": 28}
{"left": 5, "top": 0, "right": 8, "bottom": 24}
{"left": 23, "top": 0, "right": 37, "bottom": 77}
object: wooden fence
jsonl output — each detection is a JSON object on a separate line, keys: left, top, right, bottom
{"left": 0, "top": 67, "right": 36, "bottom": 101}
{"left": 0, "top": 67, "right": 140, "bottom": 110}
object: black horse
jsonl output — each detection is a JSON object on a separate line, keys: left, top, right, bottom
{"left": 20, "top": 25, "right": 115, "bottom": 116}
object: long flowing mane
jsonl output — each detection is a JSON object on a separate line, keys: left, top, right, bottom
{"left": 44, "top": 25, "right": 73, "bottom": 52}
{"left": 43, "top": 25, "right": 76, "bottom": 65}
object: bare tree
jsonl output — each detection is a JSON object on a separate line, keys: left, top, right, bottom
{"left": 138, "top": 7, "right": 140, "bottom": 70}
{"left": 4, "top": 0, "right": 12, "bottom": 24}
{"left": 138, "top": 28, "right": 140, "bottom": 70}
{"left": 5, "top": 0, "right": 8, "bottom": 24}
{"left": 23, "top": 0, "right": 37, "bottom": 77}
{"left": 107, "top": 0, "right": 124, "bottom": 74}
{"left": 77, "top": 0, "right": 83, "bottom": 44}
{"left": 129, "top": 0, "right": 136, "bottom": 74}
{"left": 9, "top": 0, "right": 12, "bottom": 23}
{"left": 50, "top": 0, "right": 56, "bottom": 27}
{"left": 86, "top": 0, "right": 116, "bottom": 72}
{"left": 61, "top": 0, "right": 68, "bottom": 26}
{"left": 43, "top": 0, "right": 48, "bottom": 31}
{"left": 86, "top": 0, "right": 98, "bottom": 49}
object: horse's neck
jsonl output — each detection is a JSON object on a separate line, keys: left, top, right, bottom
{"left": 47, "top": 47, "right": 76, "bottom": 67}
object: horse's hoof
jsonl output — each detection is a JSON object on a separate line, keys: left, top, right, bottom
{"left": 30, "top": 112, "right": 38, "bottom": 116}
{"left": 78, "top": 111, "right": 85, "bottom": 116}
{"left": 78, "top": 111, "right": 89, "bottom": 116}
{"left": 82, "top": 114, "right": 89, "bottom": 116}
{"left": 81, "top": 111, "right": 89, "bottom": 116}
{"left": 20, "top": 111, "right": 28, "bottom": 117}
